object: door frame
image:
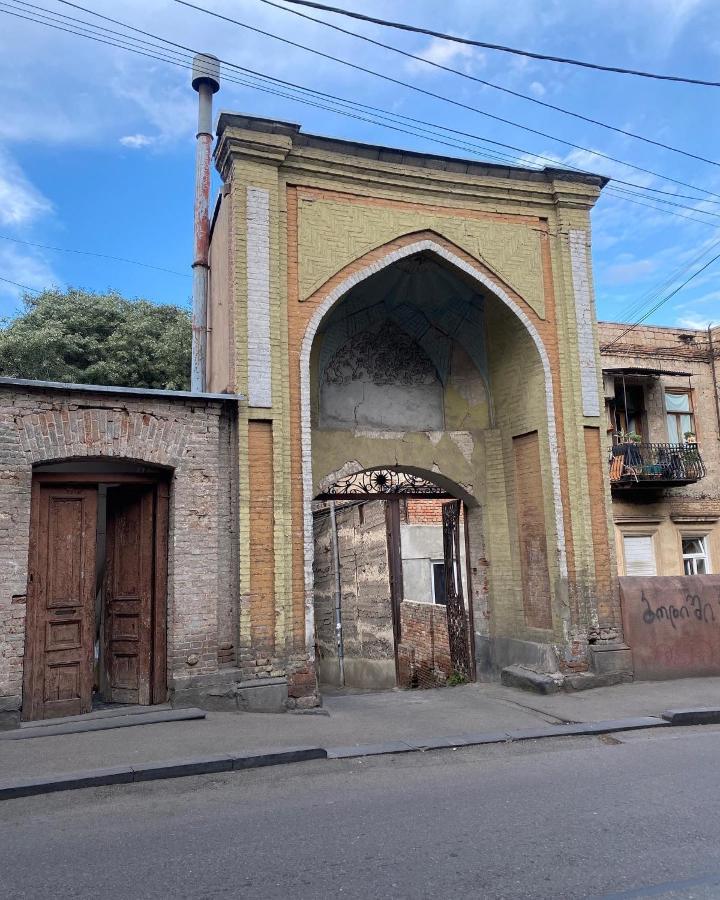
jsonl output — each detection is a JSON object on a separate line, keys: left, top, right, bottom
{"left": 23, "top": 470, "right": 170, "bottom": 720}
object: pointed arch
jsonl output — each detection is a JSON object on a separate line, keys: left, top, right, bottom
{"left": 299, "top": 234, "right": 567, "bottom": 649}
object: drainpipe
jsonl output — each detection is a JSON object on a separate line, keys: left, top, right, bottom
{"left": 709, "top": 324, "right": 720, "bottom": 441}
{"left": 329, "top": 501, "right": 345, "bottom": 687}
{"left": 190, "top": 53, "right": 220, "bottom": 393}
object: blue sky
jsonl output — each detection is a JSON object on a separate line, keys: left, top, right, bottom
{"left": 1, "top": 0, "right": 719, "bottom": 328}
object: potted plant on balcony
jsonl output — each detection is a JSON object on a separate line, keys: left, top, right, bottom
{"left": 684, "top": 431, "right": 697, "bottom": 444}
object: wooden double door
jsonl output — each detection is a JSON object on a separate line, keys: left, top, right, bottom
{"left": 23, "top": 479, "right": 169, "bottom": 721}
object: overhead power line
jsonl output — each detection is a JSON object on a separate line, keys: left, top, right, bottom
{"left": 0, "top": 275, "right": 42, "bottom": 294}
{"left": 5, "top": 1, "right": 720, "bottom": 233}
{"left": 601, "top": 250, "right": 720, "bottom": 350}
{"left": 0, "top": 234, "right": 190, "bottom": 277}
{"left": 25, "top": 0, "right": 720, "bottom": 209}
{"left": 4, "top": 3, "right": 718, "bottom": 326}
{"left": 172, "top": 0, "right": 720, "bottom": 204}
{"left": 258, "top": 0, "right": 720, "bottom": 169}
{"left": 620, "top": 237, "right": 720, "bottom": 325}
{"left": 271, "top": 0, "right": 720, "bottom": 87}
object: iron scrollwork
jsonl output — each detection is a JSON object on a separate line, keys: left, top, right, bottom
{"left": 321, "top": 468, "right": 450, "bottom": 498}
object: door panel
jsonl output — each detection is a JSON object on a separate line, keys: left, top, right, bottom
{"left": 104, "top": 486, "right": 154, "bottom": 705}
{"left": 442, "top": 500, "right": 471, "bottom": 680}
{"left": 23, "top": 485, "right": 97, "bottom": 720}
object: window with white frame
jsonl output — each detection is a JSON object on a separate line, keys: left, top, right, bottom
{"left": 665, "top": 391, "right": 694, "bottom": 444}
{"left": 622, "top": 534, "right": 657, "bottom": 576}
{"left": 682, "top": 536, "right": 711, "bottom": 575}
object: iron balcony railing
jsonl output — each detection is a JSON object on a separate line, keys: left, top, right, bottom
{"left": 609, "top": 442, "right": 706, "bottom": 488}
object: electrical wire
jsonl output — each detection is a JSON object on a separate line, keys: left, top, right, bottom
{"left": 4, "top": 3, "right": 716, "bottom": 331}
{"left": 173, "top": 0, "right": 720, "bottom": 203}
{"left": 257, "top": 0, "right": 720, "bottom": 169}
{"left": 0, "top": 234, "right": 190, "bottom": 277}
{"left": 36, "top": 0, "right": 720, "bottom": 209}
{"left": 602, "top": 251, "right": 720, "bottom": 349}
{"left": 4, "top": 2, "right": 720, "bottom": 233}
{"left": 619, "top": 237, "right": 720, "bottom": 325}
{"left": 0, "top": 275, "right": 42, "bottom": 294}
{"left": 269, "top": 0, "right": 720, "bottom": 87}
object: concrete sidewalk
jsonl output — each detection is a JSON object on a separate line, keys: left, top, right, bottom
{"left": 1, "top": 677, "right": 719, "bottom": 786}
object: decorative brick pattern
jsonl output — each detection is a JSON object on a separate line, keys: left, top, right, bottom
{"left": 0, "top": 385, "right": 237, "bottom": 711}
{"left": 246, "top": 186, "right": 272, "bottom": 408}
{"left": 570, "top": 229, "right": 601, "bottom": 417}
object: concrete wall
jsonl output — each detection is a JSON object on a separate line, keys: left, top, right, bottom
{"left": 621, "top": 576, "right": 720, "bottom": 679}
{"left": 0, "top": 382, "right": 238, "bottom": 716}
{"left": 399, "top": 518, "right": 467, "bottom": 605}
{"left": 313, "top": 501, "right": 396, "bottom": 690}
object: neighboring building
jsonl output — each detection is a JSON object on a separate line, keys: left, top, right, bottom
{"left": 599, "top": 322, "right": 720, "bottom": 579}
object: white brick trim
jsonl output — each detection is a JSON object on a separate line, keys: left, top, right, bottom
{"left": 246, "top": 187, "right": 272, "bottom": 408}
{"left": 569, "top": 229, "right": 600, "bottom": 417}
{"left": 300, "top": 239, "right": 569, "bottom": 651}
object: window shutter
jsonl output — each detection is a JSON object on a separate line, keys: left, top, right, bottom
{"left": 623, "top": 535, "right": 656, "bottom": 576}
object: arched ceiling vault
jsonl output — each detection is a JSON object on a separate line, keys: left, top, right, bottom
{"left": 317, "top": 253, "right": 488, "bottom": 387}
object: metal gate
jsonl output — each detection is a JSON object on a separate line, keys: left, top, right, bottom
{"left": 442, "top": 500, "right": 472, "bottom": 679}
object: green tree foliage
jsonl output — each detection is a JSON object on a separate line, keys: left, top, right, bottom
{"left": 0, "top": 289, "right": 192, "bottom": 390}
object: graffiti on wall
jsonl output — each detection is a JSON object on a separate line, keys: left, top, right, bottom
{"left": 621, "top": 576, "right": 720, "bottom": 680}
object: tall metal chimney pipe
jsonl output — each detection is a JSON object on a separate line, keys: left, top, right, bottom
{"left": 191, "top": 53, "right": 220, "bottom": 393}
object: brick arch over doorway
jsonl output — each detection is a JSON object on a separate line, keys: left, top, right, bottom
{"left": 295, "top": 232, "right": 570, "bottom": 661}
{"left": 0, "top": 381, "right": 238, "bottom": 720}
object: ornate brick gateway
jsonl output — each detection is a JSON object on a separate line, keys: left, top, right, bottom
{"left": 205, "top": 114, "right": 622, "bottom": 700}
{"left": 0, "top": 116, "right": 628, "bottom": 719}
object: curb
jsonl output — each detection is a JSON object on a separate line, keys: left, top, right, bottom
{"left": 5, "top": 711, "right": 714, "bottom": 801}
{"left": 662, "top": 707, "right": 720, "bottom": 726}
{"left": 0, "top": 746, "right": 327, "bottom": 800}
{"left": 326, "top": 716, "right": 669, "bottom": 758}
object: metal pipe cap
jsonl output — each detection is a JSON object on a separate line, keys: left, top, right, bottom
{"left": 192, "top": 53, "right": 220, "bottom": 93}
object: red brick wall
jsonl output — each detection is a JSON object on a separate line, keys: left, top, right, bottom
{"left": 405, "top": 499, "right": 446, "bottom": 525}
{"left": 397, "top": 601, "right": 452, "bottom": 688}
{"left": 513, "top": 431, "right": 553, "bottom": 629}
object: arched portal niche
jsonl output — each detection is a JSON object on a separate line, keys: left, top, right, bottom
{"left": 301, "top": 237, "right": 567, "bottom": 681}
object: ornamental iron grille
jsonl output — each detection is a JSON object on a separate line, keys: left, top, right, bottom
{"left": 318, "top": 468, "right": 453, "bottom": 500}
{"left": 442, "top": 500, "right": 472, "bottom": 679}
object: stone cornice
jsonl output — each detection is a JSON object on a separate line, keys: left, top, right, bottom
{"left": 214, "top": 114, "right": 605, "bottom": 213}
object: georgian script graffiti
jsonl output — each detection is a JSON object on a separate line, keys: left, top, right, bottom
{"left": 641, "top": 590, "right": 718, "bottom": 629}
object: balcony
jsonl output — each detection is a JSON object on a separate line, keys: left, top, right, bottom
{"left": 609, "top": 442, "right": 705, "bottom": 489}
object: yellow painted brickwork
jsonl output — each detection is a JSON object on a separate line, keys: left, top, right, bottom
{"left": 211, "top": 115, "right": 618, "bottom": 677}
{"left": 296, "top": 188, "right": 546, "bottom": 318}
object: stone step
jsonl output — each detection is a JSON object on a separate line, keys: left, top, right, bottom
{"left": 19, "top": 704, "right": 172, "bottom": 729}
{"left": 2, "top": 707, "right": 205, "bottom": 741}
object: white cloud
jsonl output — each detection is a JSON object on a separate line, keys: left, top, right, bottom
{"left": 676, "top": 314, "right": 715, "bottom": 329}
{"left": 119, "top": 134, "right": 156, "bottom": 149}
{"left": 406, "top": 37, "right": 482, "bottom": 74}
{"left": 0, "top": 243, "right": 60, "bottom": 309}
{"left": 0, "top": 148, "right": 53, "bottom": 227}
{"left": 605, "top": 254, "right": 658, "bottom": 285}
{"left": 528, "top": 81, "right": 546, "bottom": 97}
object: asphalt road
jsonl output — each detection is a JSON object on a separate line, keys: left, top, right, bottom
{"left": 2, "top": 728, "right": 720, "bottom": 899}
